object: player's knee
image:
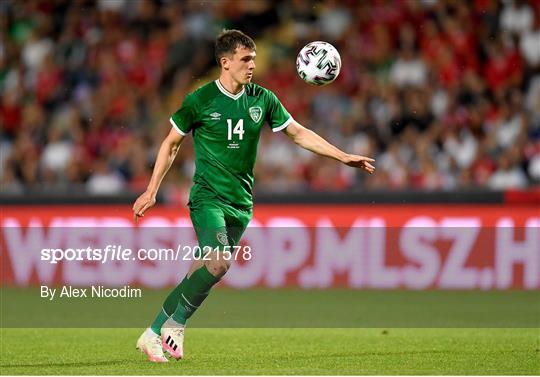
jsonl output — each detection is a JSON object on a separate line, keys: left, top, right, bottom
{"left": 205, "top": 258, "right": 231, "bottom": 277}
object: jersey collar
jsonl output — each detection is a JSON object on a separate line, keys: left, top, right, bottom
{"left": 215, "top": 79, "right": 245, "bottom": 100}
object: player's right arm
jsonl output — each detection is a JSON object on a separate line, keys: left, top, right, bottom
{"left": 132, "top": 128, "right": 185, "bottom": 222}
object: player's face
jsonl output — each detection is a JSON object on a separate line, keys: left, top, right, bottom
{"left": 224, "top": 46, "right": 256, "bottom": 85}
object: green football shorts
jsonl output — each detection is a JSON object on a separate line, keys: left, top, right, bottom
{"left": 189, "top": 195, "right": 252, "bottom": 255}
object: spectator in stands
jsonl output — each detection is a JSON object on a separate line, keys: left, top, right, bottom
{"left": 1, "top": 0, "right": 539, "bottom": 199}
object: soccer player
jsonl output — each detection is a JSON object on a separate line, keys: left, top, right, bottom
{"left": 132, "top": 30, "right": 375, "bottom": 362}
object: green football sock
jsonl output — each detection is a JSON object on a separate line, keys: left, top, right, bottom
{"left": 149, "top": 309, "right": 169, "bottom": 336}
{"left": 171, "top": 265, "right": 220, "bottom": 325}
{"left": 149, "top": 276, "right": 188, "bottom": 335}
{"left": 163, "top": 276, "right": 188, "bottom": 315}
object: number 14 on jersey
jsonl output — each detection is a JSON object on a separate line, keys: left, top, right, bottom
{"left": 227, "top": 119, "right": 245, "bottom": 140}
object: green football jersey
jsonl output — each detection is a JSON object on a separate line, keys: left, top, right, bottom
{"left": 170, "top": 80, "right": 292, "bottom": 209}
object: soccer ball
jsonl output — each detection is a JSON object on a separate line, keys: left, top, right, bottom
{"left": 296, "top": 41, "right": 341, "bottom": 86}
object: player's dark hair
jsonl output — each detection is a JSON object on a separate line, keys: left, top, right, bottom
{"left": 215, "top": 29, "right": 256, "bottom": 66}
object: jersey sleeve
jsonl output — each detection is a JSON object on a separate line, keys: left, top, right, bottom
{"left": 170, "top": 94, "right": 197, "bottom": 135}
{"left": 265, "top": 90, "right": 293, "bottom": 132}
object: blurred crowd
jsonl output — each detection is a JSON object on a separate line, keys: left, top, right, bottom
{"left": 2, "top": 0, "right": 540, "bottom": 200}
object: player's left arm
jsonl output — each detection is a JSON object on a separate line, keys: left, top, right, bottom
{"left": 283, "top": 120, "right": 375, "bottom": 173}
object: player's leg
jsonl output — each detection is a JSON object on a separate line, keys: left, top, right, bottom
{"left": 137, "top": 269, "right": 193, "bottom": 362}
{"left": 160, "top": 203, "right": 252, "bottom": 360}
{"left": 161, "top": 203, "right": 227, "bottom": 359}
{"left": 140, "top": 203, "right": 222, "bottom": 361}
{"left": 173, "top": 203, "right": 252, "bottom": 323}
{"left": 173, "top": 204, "right": 227, "bottom": 322}
{"left": 143, "top": 259, "right": 204, "bottom": 361}
{"left": 147, "top": 258, "right": 207, "bottom": 335}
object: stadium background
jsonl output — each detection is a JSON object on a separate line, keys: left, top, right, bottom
{"left": 2, "top": 0, "right": 538, "bottom": 287}
{"left": 1, "top": 0, "right": 539, "bottom": 374}
{"left": 2, "top": 0, "right": 540, "bottom": 197}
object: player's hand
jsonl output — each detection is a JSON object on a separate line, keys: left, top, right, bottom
{"left": 132, "top": 191, "right": 156, "bottom": 223}
{"left": 342, "top": 154, "right": 375, "bottom": 174}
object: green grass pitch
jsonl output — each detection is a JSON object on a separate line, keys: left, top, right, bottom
{"left": 1, "top": 288, "right": 539, "bottom": 374}
{"left": 1, "top": 328, "right": 538, "bottom": 375}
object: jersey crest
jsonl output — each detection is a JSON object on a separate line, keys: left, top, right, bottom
{"left": 216, "top": 232, "right": 229, "bottom": 246}
{"left": 248, "top": 106, "right": 262, "bottom": 122}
